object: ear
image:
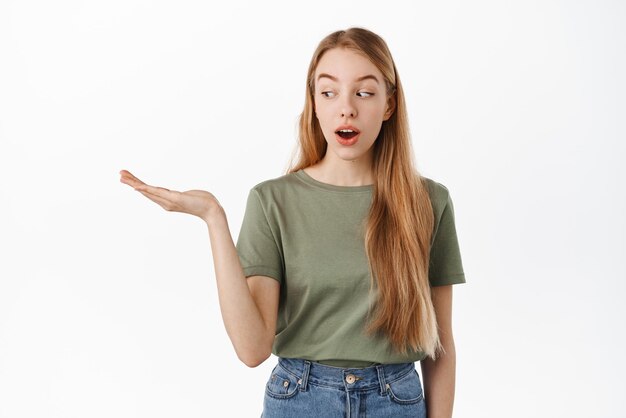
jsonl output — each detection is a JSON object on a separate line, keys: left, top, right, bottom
{"left": 383, "top": 94, "right": 396, "bottom": 121}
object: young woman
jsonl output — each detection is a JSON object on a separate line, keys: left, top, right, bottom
{"left": 120, "top": 27, "right": 465, "bottom": 418}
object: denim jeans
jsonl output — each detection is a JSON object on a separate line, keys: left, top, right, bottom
{"left": 261, "top": 357, "right": 427, "bottom": 417}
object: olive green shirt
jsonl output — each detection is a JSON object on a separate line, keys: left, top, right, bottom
{"left": 236, "top": 169, "right": 466, "bottom": 367}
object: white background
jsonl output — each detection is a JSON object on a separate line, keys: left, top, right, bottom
{"left": 1, "top": 0, "right": 624, "bottom": 417}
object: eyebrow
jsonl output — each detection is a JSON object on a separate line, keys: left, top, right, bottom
{"left": 316, "top": 73, "right": 380, "bottom": 84}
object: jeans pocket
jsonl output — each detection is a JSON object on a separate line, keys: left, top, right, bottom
{"left": 386, "top": 369, "right": 424, "bottom": 405}
{"left": 265, "top": 364, "right": 302, "bottom": 400}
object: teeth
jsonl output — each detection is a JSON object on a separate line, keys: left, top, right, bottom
{"left": 338, "top": 129, "right": 355, "bottom": 133}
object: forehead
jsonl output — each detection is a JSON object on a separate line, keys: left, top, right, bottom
{"left": 314, "top": 48, "right": 383, "bottom": 83}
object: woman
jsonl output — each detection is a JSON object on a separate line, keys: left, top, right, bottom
{"left": 120, "top": 27, "right": 465, "bottom": 418}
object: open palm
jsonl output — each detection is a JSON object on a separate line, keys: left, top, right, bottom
{"left": 119, "top": 169, "right": 221, "bottom": 221}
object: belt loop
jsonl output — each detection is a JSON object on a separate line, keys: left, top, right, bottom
{"left": 299, "top": 360, "right": 311, "bottom": 392}
{"left": 376, "top": 365, "right": 387, "bottom": 395}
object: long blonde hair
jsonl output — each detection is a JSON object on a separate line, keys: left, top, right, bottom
{"left": 286, "top": 27, "right": 441, "bottom": 359}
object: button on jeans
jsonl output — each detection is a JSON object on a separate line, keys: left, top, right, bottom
{"left": 261, "top": 357, "right": 427, "bottom": 418}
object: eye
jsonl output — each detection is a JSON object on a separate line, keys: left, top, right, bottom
{"left": 357, "top": 92, "right": 374, "bottom": 97}
{"left": 321, "top": 91, "right": 335, "bottom": 98}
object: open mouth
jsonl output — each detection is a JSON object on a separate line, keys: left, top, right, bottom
{"left": 335, "top": 129, "right": 359, "bottom": 139}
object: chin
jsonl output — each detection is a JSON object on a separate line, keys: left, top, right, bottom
{"left": 332, "top": 149, "right": 365, "bottom": 161}
{"left": 335, "top": 145, "right": 375, "bottom": 160}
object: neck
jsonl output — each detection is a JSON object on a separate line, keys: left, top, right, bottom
{"left": 310, "top": 151, "right": 374, "bottom": 187}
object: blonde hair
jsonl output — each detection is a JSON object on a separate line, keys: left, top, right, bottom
{"left": 286, "top": 28, "right": 441, "bottom": 359}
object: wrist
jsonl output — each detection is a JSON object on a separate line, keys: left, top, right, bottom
{"left": 203, "top": 204, "right": 226, "bottom": 227}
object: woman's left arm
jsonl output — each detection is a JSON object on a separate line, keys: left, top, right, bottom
{"left": 420, "top": 285, "right": 456, "bottom": 418}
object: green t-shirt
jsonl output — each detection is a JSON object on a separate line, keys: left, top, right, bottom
{"left": 236, "top": 168, "right": 466, "bottom": 368}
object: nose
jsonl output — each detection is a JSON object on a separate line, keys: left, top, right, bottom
{"left": 340, "top": 96, "right": 357, "bottom": 118}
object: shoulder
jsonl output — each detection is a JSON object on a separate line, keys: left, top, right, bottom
{"left": 420, "top": 175, "right": 451, "bottom": 215}
{"left": 248, "top": 171, "right": 303, "bottom": 203}
{"left": 251, "top": 171, "right": 298, "bottom": 190}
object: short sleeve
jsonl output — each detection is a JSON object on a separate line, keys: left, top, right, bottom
{"left": 428, "top": 190, "right": 466, "bottom": 286}
{"left": 235, "top": 188, "right": 284, "bottom": 284}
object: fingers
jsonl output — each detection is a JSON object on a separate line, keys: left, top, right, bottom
{"left": 134, "top": 184, "right": 176, "bottom": 201}
{"left": 120, "top": 169, "right": 181, "bottom": 212}
{"left": 119, "top": 170, "right": 169, "bottom": 195}
{"left": 136, "top": 188, "right": 176, "bottom": 211}
{"left": 119, "top": 169, "right": 146, "bottom": 189}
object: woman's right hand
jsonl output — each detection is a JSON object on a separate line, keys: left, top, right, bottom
{"left": 119, "top": 169, "right": 223, "bottom": 223}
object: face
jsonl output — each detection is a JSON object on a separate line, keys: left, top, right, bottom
{"left": 313, "top": 47, "right": 394, "bottom": 164}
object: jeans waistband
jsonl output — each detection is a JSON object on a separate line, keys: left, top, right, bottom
{"left": 277, "top": 357, "right": 416, "bottom": 395}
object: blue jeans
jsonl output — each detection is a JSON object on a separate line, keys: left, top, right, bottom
{"left": 261, "top": 357, "right": 427, "bottom": 417}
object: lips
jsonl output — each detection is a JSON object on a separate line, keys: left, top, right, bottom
{"left": 335, "top": 125, "right": 360, "bottom": 139}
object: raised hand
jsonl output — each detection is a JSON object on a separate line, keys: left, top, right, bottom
{"left": 120, "top": 169, "right": 279, "bottom": 367}
{"left": 119, "top": 169, "right": 223, "bottom": 222}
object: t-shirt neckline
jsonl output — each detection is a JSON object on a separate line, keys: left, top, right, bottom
{"left": 295, "top": 168, "right": 374, "bottom": 193}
